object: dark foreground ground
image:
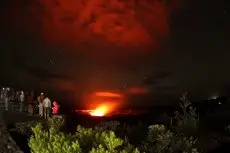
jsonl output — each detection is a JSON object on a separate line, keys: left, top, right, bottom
{"left": 1, "top": 102, "right": 230, "bottom": 153}
{"left": 0, "top": 104, "right": 43, "bottom": 153}
{"left": 0, "top": 105, "right": 42, "bottom": 125}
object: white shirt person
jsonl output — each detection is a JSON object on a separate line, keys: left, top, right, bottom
{"left": 43, "top": 97, "right": 51, "bottom": 119}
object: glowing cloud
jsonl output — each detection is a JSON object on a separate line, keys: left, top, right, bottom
{"left": 94, "top": 91, "right": 122, "bottom": 98}
{"left": 3, "top": 0, "right": 182, "bottom": 52}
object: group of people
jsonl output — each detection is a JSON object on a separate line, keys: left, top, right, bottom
{"left": 37, "top": 93, "right": 60, "bottom": 119}
{"left": 0, "top": 87, "right": 60, "bottom": 119}
{"left": 1, "top": 88, "right": 31, "bottom": 111}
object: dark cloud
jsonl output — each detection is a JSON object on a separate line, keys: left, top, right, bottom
{"left": 22, "top": 66, "right": 70, "bottom": 81}
{"left": 153, "top": 85, "right": 176, "bottom": 92}
{"left": 142, "top": 71, "right": 172, "bottom": 86}
{"left": 142, "top": 77, "right": 157, "bottom": 86}
{"left": 153, "top": 71, "right": 172, "bottom": 80}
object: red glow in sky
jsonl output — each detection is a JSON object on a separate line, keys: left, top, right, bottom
{"left": 94, "top": 92, "right": 122, "bottom": 98}
{"left": 2, "top": 0, "right": 182, "bottom": 58}
{"left": 125, "top": 86, "right": 149, "bottom": 94}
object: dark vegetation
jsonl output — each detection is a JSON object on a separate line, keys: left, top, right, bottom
{"left": 1, "top": 93, "right": 230, "bottom": 153}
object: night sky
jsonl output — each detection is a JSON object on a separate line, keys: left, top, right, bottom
{"left": 0, "top": 0, "right": 230, "bottom": 105}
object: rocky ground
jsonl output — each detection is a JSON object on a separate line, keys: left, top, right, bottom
{"left": 0, "top": 104, "right": 43, "bottom": 153}
{"left": 0, "top": 126, "right": 23, "bottom": 153}
{"left": 0, "top": 104, "right": 41, "bottom": 124}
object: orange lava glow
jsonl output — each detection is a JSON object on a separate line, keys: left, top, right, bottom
{"left": 89, "top": 105, "right": 109, "bottom": 116}
{"left": 76, "top": 91, "right": 148, "bottom": 117}
{"left": 81, "top": 91, "right": 124, "bottom": 117}
{"left": 88, "top": 102, "right": 120, "bottom": 117}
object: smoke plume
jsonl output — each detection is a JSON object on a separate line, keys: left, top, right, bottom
{"left": 2, "top": 0, "right": 182, "bottom": 59}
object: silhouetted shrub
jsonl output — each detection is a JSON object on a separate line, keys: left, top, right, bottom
{"left": 29, "top": 117, "right": 139, "bottom": 153}
{"left": 29, "top": 124, "right": 81, "bottom": 153}
{"left": 174, "top": 93, "right": 199, "bottom": 136}
{"left": 140, "top": 124, "right": 199, "bottom": 153}
{"left": 94, "top": 121, "right": 120, "bottom": 133}
{"left": 28, "top": 116, "right": 201, "bottom": 153}
{"left": 47, "top": 115, "right": 65, "bottom": 131}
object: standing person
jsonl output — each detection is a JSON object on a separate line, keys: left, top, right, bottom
{"left": 11, "top": 91, "right": 15, "bottom": 102}
{"left": 27, "top": 91, "right": 34, "bottom": 115}
{"left": 0, "top": 88, "right": 4, "bottom": 104}
{"left": 37, "top": 93, "right": 44, "bottom": 117}
{"left": 19, "top": 91, "right": 25, "bottom": 112}
{"left": 16, "top": 91, "right": 20, "bottom": 103}
{"left": 24, "top": 92, "right": 29, "bottom": 112}
{"left": 4, "top": 90, "right": 9, "bottom": 111}
{"left": 43, "top": 96, "right": 51, "bottom": 119}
